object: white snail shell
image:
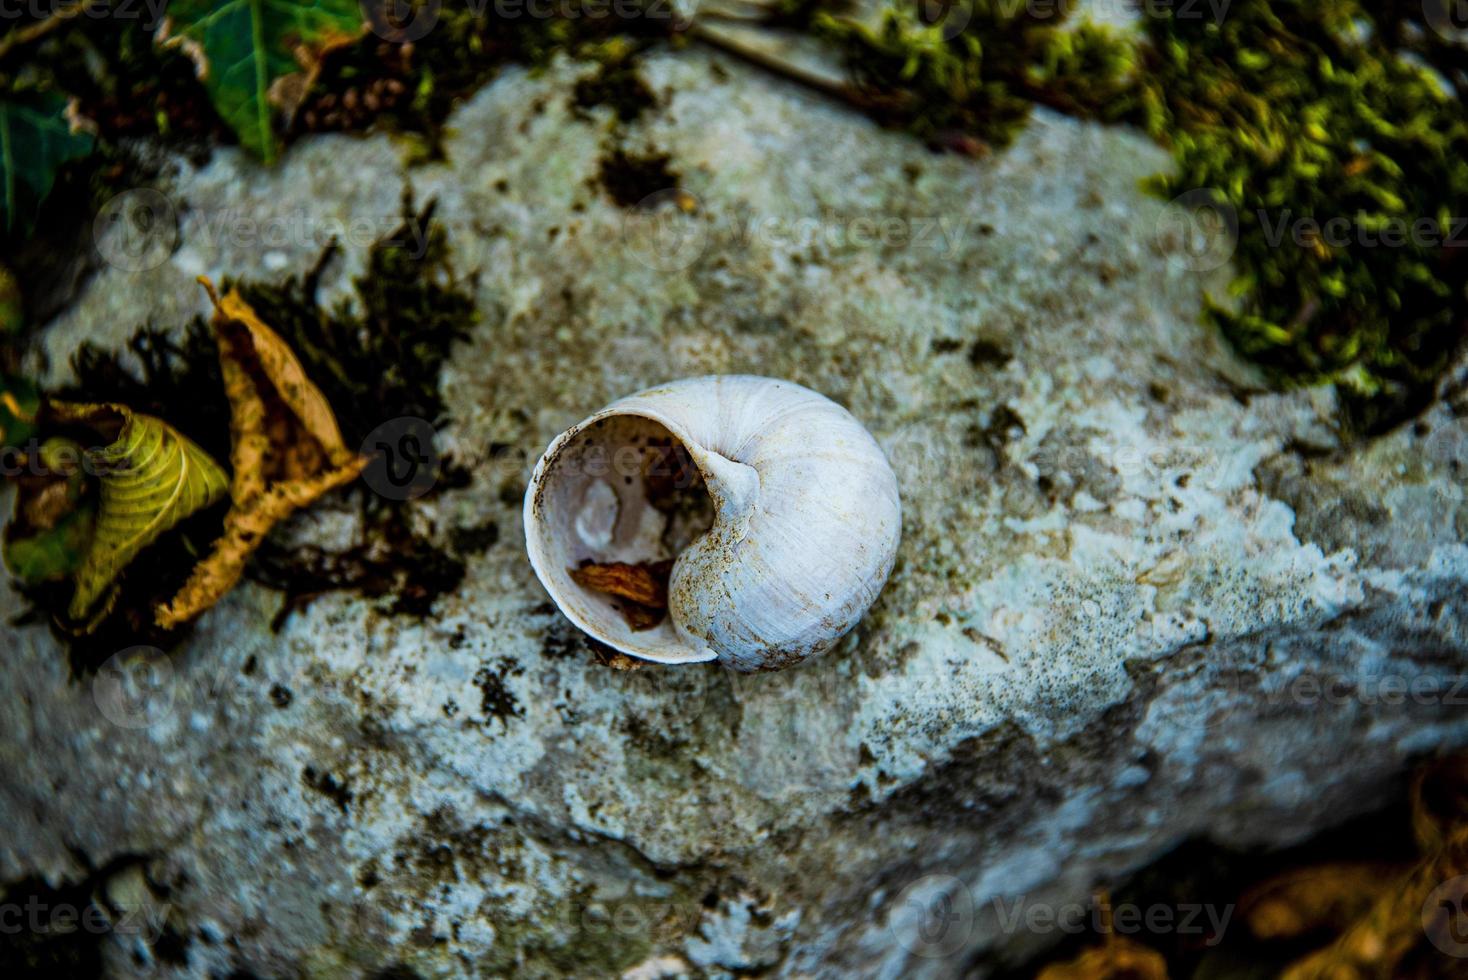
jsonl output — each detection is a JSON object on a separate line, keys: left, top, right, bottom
{"left": 523, "top": 375, "right": 901, "bottom": 672}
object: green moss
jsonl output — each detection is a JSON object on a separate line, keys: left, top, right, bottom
{"left": 815, "top": 1, "right": 1136, "bottom": 148}
{"left": 234, "top": 195, "right": 475, "bottom": 449}
{"left": 67, "top": 323, "right": 231, "bottom": 462}
{"left": 1134, "top": 0, "right": 1468, "bottom": 432}
{"left": 816, "top": 0, "right": 1465, "bottom": 429}
{"left": 571, "top": 39, "right": 660, "bottom": 123}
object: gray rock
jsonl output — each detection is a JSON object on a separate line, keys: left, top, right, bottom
{"left": 5, "top": 47, "right": 1466, "bottom": 979}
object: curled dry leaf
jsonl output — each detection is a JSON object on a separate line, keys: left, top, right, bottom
{"left": 155, "top": 278, "right": 364, "bottom": 628}
{"left": 570, "top": 559, "right": 673, "bottom": 632}
{"left": 1280, "top": 828, "right": 1468, "bottom": 979}
{"left": 1254, "top": 753, "right": 1468, "bottom": 979}
{"left": 1241, "top": 862, "right": 1405, "bottom": 940}
{"left": 45, "top": 402, "right": 228, "bottom": 619}
{"left": 208, "top": 280, "right": 355, "bottom": 477}
{"left": 1035, "top": 933, "right": 1169, "bottom": 980}
{"left": 1035, "top": 893, "right": 1169, "bottom": 980}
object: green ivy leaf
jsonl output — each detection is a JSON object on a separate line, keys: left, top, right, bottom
{"left": 50, "top": 402, "right": 229, "bottom": 619}
{"left": 0, "top": 92, "right": 96, "bottom": 236}
{"left": 160, "top": 0, "right": 364, "bottom": 163}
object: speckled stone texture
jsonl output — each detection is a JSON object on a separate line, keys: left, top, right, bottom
{"left": 5, "top": 47, "right": 1467, "bottom": 979}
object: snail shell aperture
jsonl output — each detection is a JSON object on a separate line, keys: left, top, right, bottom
{"left": 523, "top": 375, "right": 901, "bottom": 671}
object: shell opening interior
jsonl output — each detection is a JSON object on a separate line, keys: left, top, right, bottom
{"left": 545, "top": 414, "right": 715, "bottom": 637}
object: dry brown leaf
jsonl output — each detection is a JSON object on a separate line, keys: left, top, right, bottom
{"left": 1034, "top": 893, "right": 1169, "bottom": 980}
{"left": 1241, "top": 862, "right": 1406, "bottom": 940}
{"left": 571, "top": 560, "right": 672, "bottom": 608}
{"left": 158, "top": 459, "right": 363, "bottom": 628}
{"left": 1274, "top": 756, "right": 1468, "bottom": 979}
{"left": 209, "top": 281, "right": 353, "bottom": 473}
{"left": 1280, "top": 831, "right": 1468, "bottom": 979}
{"left": 154, "top": 278, "right": 364, "bottom": 628}
{"left": 571, "top": 559, "right": 673, "bottom": 632}
{"left": 1035, "top": 933, "right": 1169, "bottom": 980}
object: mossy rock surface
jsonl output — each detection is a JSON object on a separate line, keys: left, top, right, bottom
{"left": 3, "top": 50, "right": 1467, "bottom": 978}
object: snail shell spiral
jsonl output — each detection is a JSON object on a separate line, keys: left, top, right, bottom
{"left": 523, "top": 375, "right": 901, "bottom": 671}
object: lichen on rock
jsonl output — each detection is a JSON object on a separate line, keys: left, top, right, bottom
{"left": 2, "top": 43, "right": 1466, "bottom": 980}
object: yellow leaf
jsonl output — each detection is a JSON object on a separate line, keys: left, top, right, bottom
{"left": 49, "top": 402, "right": 228, "bottom": 619}
{"left": 1241, "top": 862, "right": 1405, "bottom": 940}
{"left": 208, "top": 280, "right": 354, "bottom": 472}
{"left": 1036, "top": 893, "right": 1169, "bottom": 980}
{"left": 1279, "top": 832, "right": 1468, "bottom": 979}
{"left": 1269, "top": 755, "right": 1468, "bottom": 979}
{"left": 154, "top": 278, "right": 364, "bottom": 628}
{"left": 1036, "top": 934, "right": 1169, "bottom": 980}
{"left": 156, "top": 457, "right": 363, "bottom": 629}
